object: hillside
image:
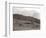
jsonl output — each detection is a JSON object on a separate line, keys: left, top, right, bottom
{"left": 13, "top": 14, "right": 40, "bottom": 31}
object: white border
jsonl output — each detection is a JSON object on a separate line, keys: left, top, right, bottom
{"left": 7, "top": 3, "right": 45, "bottom": 37}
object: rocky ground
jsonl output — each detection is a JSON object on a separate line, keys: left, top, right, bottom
{"left": 13, "top": 14, "right": 40, "bottom": 31}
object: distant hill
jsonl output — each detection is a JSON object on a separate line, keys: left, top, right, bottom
{"left": 13, "top": 14, "right": 40, "bottom": 24}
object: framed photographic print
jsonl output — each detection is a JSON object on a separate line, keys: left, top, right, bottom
{"left": 6, "top": 2, "right": 45, "bottom": 37}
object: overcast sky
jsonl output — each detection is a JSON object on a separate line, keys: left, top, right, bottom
{"left": 13, "top": 7, "right": 40, "bottom": 19}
